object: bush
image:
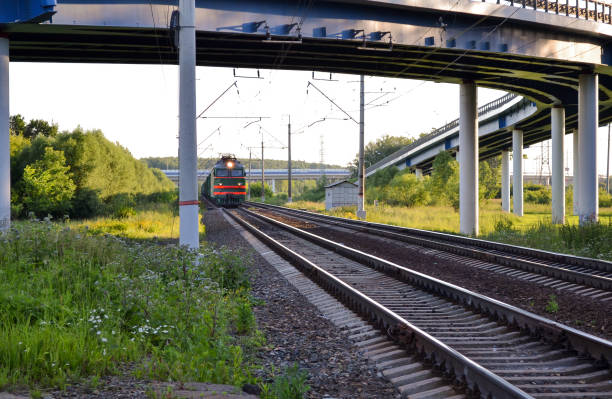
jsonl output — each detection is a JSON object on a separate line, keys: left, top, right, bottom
{"left": 600, "top": 189, "right": 612, "bottom": 207}
{"left": 524, "top": 184, "right": 551, "bottom": 204}
{"left": 249, "top": 182, "right": 274, "bottom": 199}
{"left": 70, "top": 188, "right": 103, "bottom": 219}
{"left": 19, "top": 147, "right": 76, "bottom": 218}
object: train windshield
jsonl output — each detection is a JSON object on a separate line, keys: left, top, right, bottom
{"left": 216, "top": 168, "right": 229, "bottom": 177}
{"left": 231, "top": 168, "right": 244, "bottom": 177}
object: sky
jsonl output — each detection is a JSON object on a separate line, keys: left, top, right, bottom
{"left": 8, "top": 62, "right": 612, "bottom": 176}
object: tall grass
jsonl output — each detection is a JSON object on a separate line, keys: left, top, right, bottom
{"left": 0, "top": 221, "right": 260, "bottom": 391}
{"left": 69, "top": 202, "right": 204, "bottom": 241}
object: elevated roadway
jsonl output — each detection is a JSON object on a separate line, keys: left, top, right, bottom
{"left": 162, "top": 168, "right": 351, "bottom": 184}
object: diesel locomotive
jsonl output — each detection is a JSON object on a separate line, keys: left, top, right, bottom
{"left": 201, "top": 155, "right": 247, "bottom": 207}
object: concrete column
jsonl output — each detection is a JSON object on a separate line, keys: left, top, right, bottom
{"left": 551, "top": 106, "right": 565, "bottom": 224}
{"left": 357, "top": 75, "right": 366, "bottom": 220}
{"left": 501, "top": 150, "right": 510, "bottom": 212}
{"left": 178, "top": 0, "right": 199, "bottom": 249}
{"left": 0, "top": 38, "right": 9, "bottom": 233}
{"left": 578, "top": 73, "right": 599, "bottom": 224}
{"left": 415, "top": 168, "right": 423, "bottom": 179}
{"left": 459, "top": 82, "right": 478, "bottom": 236}
{"left": 512, "top": 129, "right": 524, "bottom": 217}
{"left": 270, "top": 179, "right": 276, "bottom": 193}
{"left": 573, "top": 130, "right": 579, "bottom": 215}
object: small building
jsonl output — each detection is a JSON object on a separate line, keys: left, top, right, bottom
{"left": 325, "top": 180, "right": 358, "bottom": 210}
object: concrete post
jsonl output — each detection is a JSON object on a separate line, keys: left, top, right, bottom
{"left": 512, "top": 129, "right": 524, "bottom": 217}
{"left": 415, "top": 168, "right": 423, "bottom": 179}
{"left": 357, "top": 75, "right": 366, "bottom": 220}
{"left": 261, "top": 138, "right": 265, "bottom": 202}
{"left": 551, "top": 106, "right": 565, "bottom": 224}
{"left": 0, "top": 38, "right": 9, "bottom": 233}
{"left": 270, "top": 179, "right": 276, "bottom": 193}
{"left": 288, "top": 116, "right": 292, "bottom": 203}
{"left": 178, "top": 0, "right": 199, "bottom": 249}
{"left": 573, "top": 130, "right": 579, "bottom": 215}
{"left": 501, "top": 150, "right": 510, "bottom": 212}
{"left": 578, "top": 73, "right": 599, "bottom": 224}
{"left": 459, "top": 82, "right": 478, "bottom": 236}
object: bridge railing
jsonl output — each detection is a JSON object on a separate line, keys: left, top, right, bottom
{"left": 366, "top": 93, "right": 524, "bottom": 174}
{"left": 478, "top": 0, "right": 612, "bottom": 24}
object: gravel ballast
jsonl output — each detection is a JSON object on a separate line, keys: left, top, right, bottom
{"left": 202, "top": 208, "right": 400, "bottom": 398}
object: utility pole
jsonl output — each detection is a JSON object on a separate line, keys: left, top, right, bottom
{"left": 261, "top": 128, "right": 265, "bottom": 202}
{"left": 248, "top": 148, "right": 252, "bottom": 200}
{"left": 357, "top": 75, "right": 366, "bottom": 220}
{"left": 607, "top": 123, "right": 611, "bottom": 193}
{"left": 288, "top": 115, "right": 292, "bottom": 203}
{"left": 177, "top": 0, "right": 199, "bottom": 250}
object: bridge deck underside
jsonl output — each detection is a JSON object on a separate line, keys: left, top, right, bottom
{"left": 5, "top": 24, "right": 612, "bottom": 164}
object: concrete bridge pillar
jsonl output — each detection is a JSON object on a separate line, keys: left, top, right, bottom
{"left": 573, "top": 130, "right": 579, "bottom": 215}
{"left": 501, "top": 150, "right": 510, "bottom": 212}
{"left": 270, "top": 179, "right": 276, "bottom": 193}
{"left": 512, "top": 129, "right": 524, "bottom": 217}
{"left": 578, "top": 73, "right": 599, "bottom": 224}
{"left": 459, "top": 82, "right": 478, "bottom": 236}
{"left": 551, "top": 106, "right": 565, "bottom": 224}
{"left": 0, "top": 37, "right": 9, "bottom": 233}
{"left": 178, "top": 0, "right": 199, "bottom": 249}
{"left": 415, "top": 168, "right": 423, "bottom": 179}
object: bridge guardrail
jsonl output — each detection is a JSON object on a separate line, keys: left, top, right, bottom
{"left": 477, "top": 0, "right": 612, "bottom": 24}
{"left": 366, "top": 93, "right": 524, "bottom": 175}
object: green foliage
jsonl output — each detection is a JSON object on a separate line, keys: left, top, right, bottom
{"left": 479, "top": 157, "right": 501, "bottom": 199}
{"left": 9, "top": 114, "right": 26, "bottom": 136}
{"left": 249, "top": 182, "right": 274, "bottom": 199}
{"left": 545, "top": 294, "right": 559, "bottom": 314}
{"left": 485, "top": 218, "right": 612, "bottom": 261}
{"left": 349, "top": 135, "right": 415, "bottom": 176}
{"left": 295, "top": 177, "right": 327, "bottom": 202}
{"left": 0, "top": 222, "right": 260, "bottom": 389}
{"left": 23, "top": 119, "right": 59, "bottom": 139}
{"left": 19, "top": 147, "right": 76, "bottom": 217}
{"left": 600, "top": 188, "right": 612, "bottom": 207}
{"left": 9, "top": 120, "right": 176, "bottom": 220}
{"left": 524, "top": 184, "right": 552, "bottom": 204}
{"left": 261, "top": 364, "right": 310, "bottom": 399}
{"left": 428, "top": 151, "right": 460, "bottom": 208}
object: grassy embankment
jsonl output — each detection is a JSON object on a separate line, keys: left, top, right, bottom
{"left": 0, "top": 204, "right": 310, "bottom": 398}
{"left": 286, "top": 199, "right": 612, "bottom": 261}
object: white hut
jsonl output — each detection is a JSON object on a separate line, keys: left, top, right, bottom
{"left": 325, "top": 180, "right": 358, "bottom": 210}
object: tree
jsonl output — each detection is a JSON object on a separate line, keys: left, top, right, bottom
{"left": 428, "top": 151, "right": 459, "bottom": 208}
{"left": 20, "top": 147, "right": 76, "bottom": 217}
{"left": 9, "top": 114, "right": 26, "bottom": 136}
{"left": 23, "top": 119, "right": 58, "bottom": 139}
{"left": 350, "top": 135, "right": 416, "bottom": 176}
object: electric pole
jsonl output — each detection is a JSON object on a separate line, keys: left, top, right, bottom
{"left": 261, "top": 128, "right": 265, "bottom": 202}
{"left": 248, "top": 148, "right": 252, "bottom": 200}
{"left": 607, "top": 123, "right": 611, "bottom": 193}
{"left": 357, "top": 74, "right": 366, "bottom": 220}
{"left": 288, "top": 115, "right": 292, "bottom": 203}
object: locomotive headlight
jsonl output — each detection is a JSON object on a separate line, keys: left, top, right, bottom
{"left": 226, "top": 161, "right": 234, "bottom": 168}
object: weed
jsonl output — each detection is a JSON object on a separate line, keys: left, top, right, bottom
{"left": 0, "top": 221, "right": 260, "bottom": 389}
{"left": 261, "top": 364, "right": 310, "bottom": 399}
{"left": 545, "top": 295, "right": 559, "bottom": 314}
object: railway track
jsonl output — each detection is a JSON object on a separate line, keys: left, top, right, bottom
{"left": 243, "top": 202, "right": 612, "bottom": 300}
{"left": 227, "top": 206, "right": 612, "bottom": 399}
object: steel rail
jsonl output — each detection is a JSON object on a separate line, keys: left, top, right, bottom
{"left": 238, "top": 206, "right": 612, "bottom": 369}
{"left": 225, "top": 208, "right": 534, "bottom": 399}
{"left": 244, "top": 202, "right": 612, "bottom": 289}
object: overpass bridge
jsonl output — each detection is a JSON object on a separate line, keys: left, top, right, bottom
{"left": 2, "top": 0, "right": 612, "bottom": 249}
{"left": 162, "top": 168, "right": 351, "bottom": 189}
